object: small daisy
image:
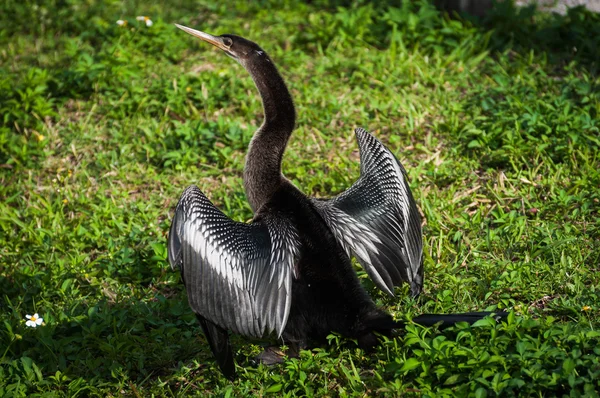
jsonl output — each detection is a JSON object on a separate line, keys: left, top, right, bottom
{"left": 116, "top": 19, "right": 127, "bottom": 26}
{"left": 136, "top": 16, "right": 153, "bottom": 27}
{"left": 582, "top": 305, "right": 591, "bottom": 312}
{"left": 25, "top": 313, "right": 44, "bottom": 328}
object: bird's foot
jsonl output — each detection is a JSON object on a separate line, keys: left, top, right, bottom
{"left": 255, "top": 346, "right": 286, "bottom": 366}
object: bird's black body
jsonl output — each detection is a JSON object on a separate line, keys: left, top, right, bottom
{"left": 168, "top": 25, "right": 506, "bottom": 380}
{"left": 264, "top": 182, "right": 396, "bottom": 349}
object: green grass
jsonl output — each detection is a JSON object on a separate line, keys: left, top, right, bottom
{"left": 1, "top": 0, "right": 599, "bottom": 396}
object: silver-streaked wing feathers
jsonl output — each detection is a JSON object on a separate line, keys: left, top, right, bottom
{"left": 313, "top": 128, "right": 423, "bottom": 296}
{"left": 168, "top": 185, "right": 299, "bottom": 338}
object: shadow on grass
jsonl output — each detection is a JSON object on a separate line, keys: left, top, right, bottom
{"left": 0, "top": 286, "right": 207, "bottom": 393}
{"left": 480, "top": 2, "right": 599, "bottom": 73}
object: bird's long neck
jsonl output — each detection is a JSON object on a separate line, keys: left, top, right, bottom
{"left": 243, "top": 55, "right": 296, "bottom": 212}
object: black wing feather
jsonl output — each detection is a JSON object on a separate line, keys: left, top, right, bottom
{"left": 168, "top": 185, "right": 299, "bottom": 339}
{"left": 313, "top": 128, "right": 423, "bottom": 296}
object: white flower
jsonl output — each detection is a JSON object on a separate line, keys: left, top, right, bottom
{"left": 116, "top": 19, "right": 127, "bottom": 26}
{"left": 25, "top": 313, "right": 44, "bottom": 328}
{"left": 136, "top": 16, "right": 153, "bottom": 27}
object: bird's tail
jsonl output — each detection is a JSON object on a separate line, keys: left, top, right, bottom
{"left": 196, "top": 315, "right": 236, "bottom": 380}
{"left": 397, "top": 311, "right": 508, "bottom": 329}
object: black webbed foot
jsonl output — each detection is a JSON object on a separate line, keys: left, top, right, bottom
{"left": 253, "top": 341, "right": 306, "bottom": 366}
{"left": 255, "top": 346, "right": 286, "bottom": 366}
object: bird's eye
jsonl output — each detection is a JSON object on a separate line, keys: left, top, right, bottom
{"left": 222, "top": 37, "right": 233, "bottom": 48}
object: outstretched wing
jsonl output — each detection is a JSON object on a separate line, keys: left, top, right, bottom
{"left": 312, "top": 128, "right": 423, "bottom": 297}
{"left": 168, "top": 185, "right": 299, "bottom": 338}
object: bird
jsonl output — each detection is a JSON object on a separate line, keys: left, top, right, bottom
{"left": 168, "top": 25, "right": 506, "bottom": 379}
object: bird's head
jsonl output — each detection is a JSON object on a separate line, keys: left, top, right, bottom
{"left": 175, "top": 24, "right": 267, "bottom": 65}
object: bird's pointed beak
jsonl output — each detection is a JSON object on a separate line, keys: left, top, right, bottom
{"left": 174, "top": 24, "right": 229, "bottom": 52}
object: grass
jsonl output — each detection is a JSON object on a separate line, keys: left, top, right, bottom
{"left": 1, "top": 0, "right": 599, "bottom": 396}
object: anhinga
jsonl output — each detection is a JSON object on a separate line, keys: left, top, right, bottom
{"left": 168, "top": 25, "right": 505, "bottom": 379}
